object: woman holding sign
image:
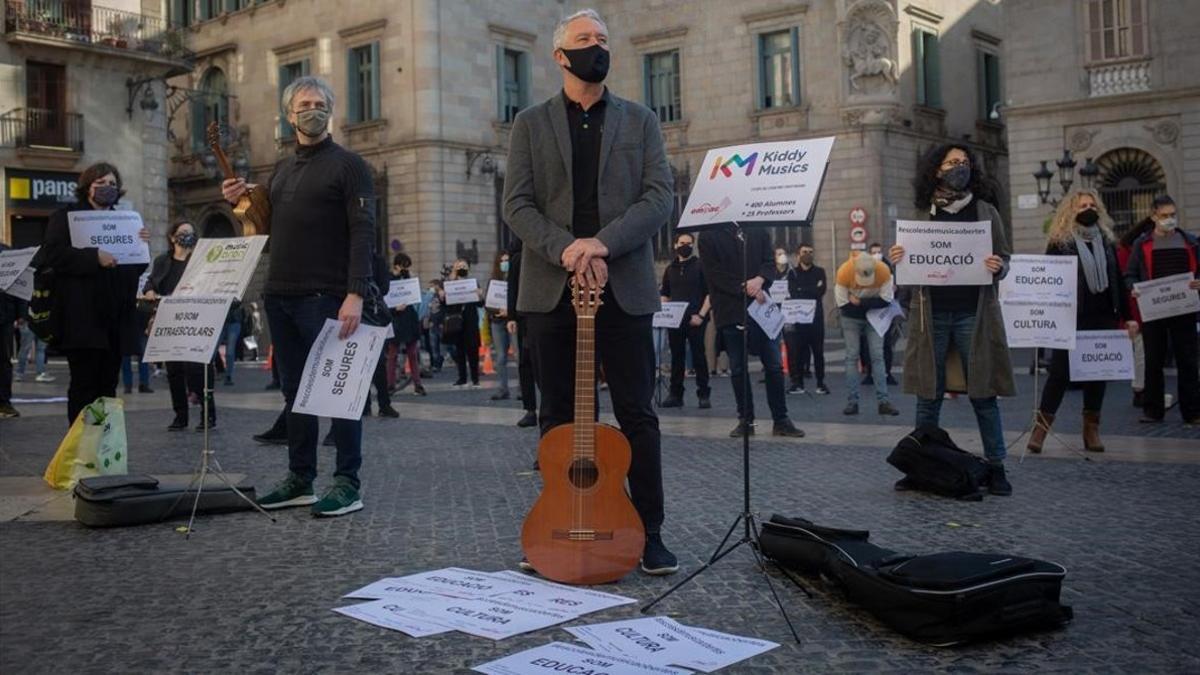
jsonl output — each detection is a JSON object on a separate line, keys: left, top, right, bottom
{"left": 890, "top": 145, "right": 1014, "bottom": 496}
{"left": 443, "top": 259, "right": 482, "bottom": 388}
{"left": 487, "top": 250, "right": 515, "bottom": 400}
{"left": 32, "top": 162, "right": 150, "bottom": 424}
{"left": 1028, "top": 190, "right": 1135, "bottom": 453}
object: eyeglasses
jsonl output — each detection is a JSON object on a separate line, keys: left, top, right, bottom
{"left": 940, "top": 159, "right": 970, "bottom": 170}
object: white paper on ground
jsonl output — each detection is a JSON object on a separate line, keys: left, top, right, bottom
{"left": 392, "top": 567, "right": 540, "bottom": 599}
{"left": 292, "top": 319, "right": 390, "bottom": 420}
{"left": 652, "top": 301, "right": 689, "bottom": 329}
{"left": 67, "top": 210, "right": 150, "bottom": 265}
{"left": 342, "top": 578, "right": 439, "bottom": 600}
{"left": 747, "top": 298, "right": 784, "bottom": 340}
{"left": 565, "top": 616, "right": 778, "bottom": 673}
{"left": 332, "top": 599, "right": 452, "bottom": 638}
{"left": 385, "top": 277, "right": 422, "bottom": 308}
{"left": 394, "top": 594, "right": 574, "bottom": 640}
{"left": 486, "top": 570, "right": 636, "bottom": 615}
{"left": 473, "top": 641, "right": 688, "bottom": 675}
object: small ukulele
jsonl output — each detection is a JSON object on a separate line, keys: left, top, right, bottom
{"left": 520, "top": 282, "right": 645, "bottom": 585}
{"left": 206, "top": 122, "right": 271, "bottom": 235}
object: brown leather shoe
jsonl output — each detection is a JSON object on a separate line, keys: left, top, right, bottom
{"left": 1082, "top": 410, "right": 1105, "bottom": 452}
{"left": 1027, "top": 411, "right": 1053, "bottom": 453}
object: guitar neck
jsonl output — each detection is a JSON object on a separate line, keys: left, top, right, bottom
{"left": 573, "top": 314, "right": 596, "bottom": 458}
{"left": 210, "top": 144, "right": 237, "bottom": 181}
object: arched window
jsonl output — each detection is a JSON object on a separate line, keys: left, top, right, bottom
{"left": 1096, "top": 148, "right": 1166, "bottom": 237}
{"left": 192, "top": 67, "right": 229, "bottom": 152}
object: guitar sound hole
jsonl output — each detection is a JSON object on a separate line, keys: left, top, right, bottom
{"left": 567, "top": 458, "right": 599, "bottom": 489}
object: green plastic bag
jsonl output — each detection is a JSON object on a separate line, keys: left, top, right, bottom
{"left": 43, "top": 397, "right": 128, "bottom": 490}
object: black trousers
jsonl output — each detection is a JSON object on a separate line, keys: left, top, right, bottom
{"left": 366, "top": 341, "right": 391, "bottom": 411}
{"left": 1039, "top": 348, "right": 1105, "bottom": 415}
{"left": 787, "top": 321, "right": 825, "bottom": 387}
{"left": 667, "top": 321, "right": 710, "bottom": 398}
{"left": 517, "top": 320, "right": 537, "bottom": 412}
{"left": 454, "top": 329, "right": 481, "bottom": 384}
{"left": 65, "top": 348, "right": 121, "bottom": 423}
{"left": 1142, "top": 313, "right": 1200, "bottom": 420}
{"left": 524, "top": 290, "right": 665, "bottom": 534}
{"left": 0, "top": 319, "right": 13, "bottom": 405}
{"left": 167, "top": 361, "right": 214, "bottom": 424}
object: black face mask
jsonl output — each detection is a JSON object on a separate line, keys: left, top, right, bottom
{"left": 939, "top": 165, "right": 971, "bottom": 192}
{"left": 456, "top": 269, "right": 468, "bottom": 278}
{"left": 676, "top": 244, "right": 693, "bottom": 258}
{"left": 1074, "top": 208, "right": 1100, "bottom": 227}
{"left": 561, "top": 44, "right": 610, "bottom": 83}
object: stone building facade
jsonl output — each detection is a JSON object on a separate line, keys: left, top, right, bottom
{"left": 1, "top": 0, "right": 187, "bottom": 248}
{"left": 1002, "top": 0, "right": 1199, "bottom": 252}
{"left": 167, "top": 0, "right": 1008, "bottom": 295}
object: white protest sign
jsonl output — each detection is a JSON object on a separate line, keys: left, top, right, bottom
{"left": 1135, "top": 273, "right": 1200, "bottom": 322}
{"left": 293, "top": 319, "right": 390, "bottom": 420}
{"left": 174, "top": 236, "right": 267, "bottom": 300}
{"left": 565, "top": 616, "right": 779, "bottom": 673}
{"left": 67, "top": 210, "right": 150, "bottom": 265}
{"left": 445, "top": 278, "right": 480, "bottom": 305}
{"left": 390, "top": 567, "right": 536, "bottom": 600}
{"left": 343, "top": 578, "right": 438, "bottom": 600}
{"left": 473, "top": 642, "right": 687, "bottom": 675}
{"left": 143, "top": 296, "right": 232, "bottom": 363}
{"left": 486, "top": 570, "right": 636, "bottom": 616}
{"left": 866, "top": 300, "right": 905, "bottom": 338}
{"left": 333, "top": 599, "right": 452, "bottom": 638}
{"left": 385, "top": 277, "right": 422, "bottom": 308}
{"left": 652, "top": 301, "right": 689, "bottom": 329}
{"left": 894, "top": 220, "right": 993, "bottom": 286}
{"left": 1069, "top": 329, "right": 1134, "bottom": 382}
{"left": 677, "top": 137, "right": 835, "bottom": 230}
{"left": 0, "top": 247, "right": 38, "bottom": 293}
{"left": 5, "top": 267, "right": 33, "bottom": 302}
{"left": 135, "top": 268, "right": 151, "bottom": 299}
{"left": 748, "top": 299, "right": 784, "bottom": 340}
{"left": 1000, "top": 299, "right": 1076, "bottom": 349}
{"left": 781, "top": 298, "right": 816, "bottom": 325}
{"left": 1000, "top": 254, "right": 1077, "bottom": 302}
{"left": 768, "top": 286, "right": 789, "bottom": 305}
{"left": 396, "top": 594, "right": 573, "bottom": 641}
{"left": 486, "top": 279, "right": 508, "bottom": 311}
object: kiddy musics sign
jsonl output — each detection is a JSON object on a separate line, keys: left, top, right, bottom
{"left": 174, "top": 235, "right": 267, "bottom": 299}
{"left": 677, "top": 137, "right": 835, "bottom": 230}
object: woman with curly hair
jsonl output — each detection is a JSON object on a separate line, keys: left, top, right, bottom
{"left": 889, "top": 144, "right": 1014, "bottom": 495}
{"left": 1027, "top": 190, "right": 1135, "bottom": 453}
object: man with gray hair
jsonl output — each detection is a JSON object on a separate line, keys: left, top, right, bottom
{"left": 503, "top": 8, "right": 679, "bottom": 575}
{"left": 223, "top": 75, "right": 377, "bottom": 517}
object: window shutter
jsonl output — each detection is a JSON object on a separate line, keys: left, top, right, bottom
{"left": 987, "top": 53, "right": 1000, "bottom": 115}
{"left": 976, "top": 50, "right": 986, "bottom": 119}
{"left": 757, "top": 35, "right": 767, "bottom": 109}
{"left": 347, "top": 48, "right": 361, "bottom": 123}
{"left": 301, "top": 58, "right": 311, "bottom": 76}
{"left": 278, "top": 64, "right": 292, "bottom": 138}
{"left": 912, "top": 29, "right": 925, "bottom": 104}
{"left": 370, "top": 42, "right": 381, "bottom": 120}
{"left": 925, "top": 32, "right": 941, "bottom": 108}
{"left": 790, "top": 26, "right": 801, "bottom": 106}
{"left": 643, "top": 54, "right": 652, "bottom": 111}
{"left": 518, "top": 50, "right": 532, "bottom": 111}
{"left": 495, "top": 45, "right": 505, "bottom": 121}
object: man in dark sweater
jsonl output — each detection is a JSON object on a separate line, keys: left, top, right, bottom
{"left": 786, "top": 244, "right": 828, "bottom": 394}
{"left": 1123, "top": 195, "right": 1200, "bottom": 424}
{"left": 698, "top": 226, "right": 804, "bottom": 438}
{"left": 222, "top": 76, "right": 376, "bottom": 517}
{"left": 659, "top": 232, "right": 711, "bottom": 409}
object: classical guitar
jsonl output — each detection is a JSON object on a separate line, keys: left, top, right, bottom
{"left": 206, "top": 122, "right": 271, "bottom": 235}
{"left": 521, "top": 282, "right": 645, "bottom": 585}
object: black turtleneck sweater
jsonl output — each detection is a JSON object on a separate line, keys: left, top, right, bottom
{"left": 660, "top": 256, "right": 707, "bottom": 317}
{"left": 265, "top": 136, "right": 376, "bottom": 297}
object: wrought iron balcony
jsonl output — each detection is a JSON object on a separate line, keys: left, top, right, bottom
{"left": 4, "top": 0, "right": 193, "bottom": 70}
{"left": 0, "top": 107, "right": 84, "bottom": 153}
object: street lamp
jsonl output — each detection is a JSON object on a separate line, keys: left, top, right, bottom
{"left": 1055, "top": 148, "right": 1077, "bottom": 195}
{"left": 1033, "top": 160, "right": 1055, "bottom": 205}
{"left": 1034, "top": 149, "right": 1087, "bottom": 207}
{"left": 1078, "top": 156, "right": 1100, "bottom": 190}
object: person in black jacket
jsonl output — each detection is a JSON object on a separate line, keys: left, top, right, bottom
{"left": 786, "top": 243, "right": 828, "bottom": 394}
{"left": 659, "top": 232, "right": 711, "bottom": 409}
{"left": 388, "top": 252, "right": 425, "bottom": 397}
{"left": 698, "top": 225, "right": 804, "bottom": 438}
{"left": 504, "top": 241, "right": 538, "bottom": 427}
{"left": 143, "top": 221, "right": 216, "bottom": 431}
{"left": 443, "top": 258, "right": 482, "bottom": 387}
{"left": 1028, "top": 190, "right": 1136, "bottom": 452}
{"left": 31, "top": 162, "right": 150, "bottom": 424}
{"left": 363, "top": 253, "right": 399, "bottom": 418}
{"left": 0, "top": 242, "right": 22, "bottom": 418}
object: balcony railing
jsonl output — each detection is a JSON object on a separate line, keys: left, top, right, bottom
{"left": 0, "top": 107, "right": 84, "bottom": 152}
{"left": 4, "top": 0, "right": 192, "bottom": 65}
{"left": 1088, "top": 58, "right": 1152, "bottom": 97}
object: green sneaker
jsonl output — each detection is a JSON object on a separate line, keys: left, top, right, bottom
{"left": 311, "top": 480, "right": 364, "bottom": 517}
{"left": 257, "top": 473, "right": 317, "bottom": 510}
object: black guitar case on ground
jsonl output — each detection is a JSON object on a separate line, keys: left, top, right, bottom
{"left": 73, "top": 474, "right": 257, "bottom": 528}
{"left": 759, "top": 514, "right": 1073, "bottom": 646}
{"left": 887, "top": 426, "right": 992, "bottom": 500}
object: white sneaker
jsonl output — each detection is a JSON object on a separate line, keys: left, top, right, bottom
{"left": 35, "top": 372, "right": 56, "bottom": 383}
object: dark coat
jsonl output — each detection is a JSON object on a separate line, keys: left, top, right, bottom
{"left": 31, "top": 203, "right": 147, "bottom": 354}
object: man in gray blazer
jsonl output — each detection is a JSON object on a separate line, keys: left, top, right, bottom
{"left": 502, "top": 8, "right": 678, "bottom": 576}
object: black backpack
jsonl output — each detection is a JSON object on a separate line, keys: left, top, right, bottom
{"left": 27, "top": 267, "right": 60, "bottom": 346}
{"left": 887, "top": 427, "right": 992, "bottom": 500}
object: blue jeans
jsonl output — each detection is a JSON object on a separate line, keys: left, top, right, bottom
{"left": 16, "top": 323, "right": 47, "bottom": 376}
{"left": 121, "top": 333, "right": 150, "bottom": 388}
{"left": 721, "top": 323, "right": 788, "bottom": 424}
{"left": 490, "top": 320, "right": 513, "bottom": 394}
{"left": 840, "top": 315, "right": 888, "bottom": 404}
{"left": 265, "top": 293, "right": 363, "bottom": 489}
{"left": 914, "top": 310, "right": 1006, "bottom": 463}
{"left": 222, "top": 321, "right": 242, "bottom": 382}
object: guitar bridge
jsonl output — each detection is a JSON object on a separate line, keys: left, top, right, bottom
{"left": 551, "top": 529, "right": 614, "bottom": 541}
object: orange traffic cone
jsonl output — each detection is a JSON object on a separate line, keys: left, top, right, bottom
{"left": 781, "top": 342, "right": 789, "bottom": 375}
{"left": 265, "top": 345, "right": 273, "bottom": 371}
{"left": 481, "top": 345, "right": 496, "bottom": 375}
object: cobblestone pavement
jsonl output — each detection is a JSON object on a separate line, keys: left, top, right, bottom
{"left": 1, "top": 353, "right": 1198, "bottom": 674}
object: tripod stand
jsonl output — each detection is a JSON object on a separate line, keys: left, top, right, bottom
{"left": 170, "top": 362, "right": 276, "bottom": 537}
{"left": 641, "top": 223, "right": 807, "bottom": 645}
{"left": 1009, "top": 349, "right": 1091, "bottom": 462}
